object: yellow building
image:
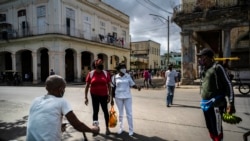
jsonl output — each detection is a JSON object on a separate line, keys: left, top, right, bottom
{"left": 130, "top": 40, "right": 161, "bottom": 70}
{"left": 0, "top": 0, "right": 130, "bottom": 83}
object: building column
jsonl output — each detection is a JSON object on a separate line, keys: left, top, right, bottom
{"left": 223, "top": 27, "right": 232, "bottom": 57}
{"left": 11, "top": 53, "right": 16, "bottom": 72}
{"left": 32, "top": 52, "right": 38, "bottom": 84}
{"left": 76, "top": 52, "right": 81, "bottom": 82}
{"left": 57, "top": 51, "right": 65, "bottom": 78}
{"left": 180, "top": 30, "right": 196, "bottom": 85}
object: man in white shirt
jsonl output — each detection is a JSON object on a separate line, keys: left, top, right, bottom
{"left": 165, "top": 64, "right": 177, "bottom": 107}
{"left": 26, "top": 75, "right": 99, "bottom": 141}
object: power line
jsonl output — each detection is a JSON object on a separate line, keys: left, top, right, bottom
{"left": 135, "top": 0, "right": 163, "bottom": 15}
{"left": 144, "top": 0, "right": 173, "bottom": 14}
{"left": 132, "top": 25, "right": 177, "bottom": 34}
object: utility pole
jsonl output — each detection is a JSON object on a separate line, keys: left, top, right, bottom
{"left": 149, "top": 14, "right": 170, "bottom": 65}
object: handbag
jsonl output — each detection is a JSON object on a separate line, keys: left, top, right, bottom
{"left": 108, "top": 105, "right": 117, "bottom": 128}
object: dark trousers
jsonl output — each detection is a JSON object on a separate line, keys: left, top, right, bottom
{"left": 204, "top": 106, "right": 225, "bottom": 141}
{"left": 91, "top": 94, "right": 109, "bottom": 127}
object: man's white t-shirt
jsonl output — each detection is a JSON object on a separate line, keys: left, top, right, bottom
{"left": 26, "top": 94, "right": 72, "bottom": 141}
{"left": 165, "top": 69, "right": 177, "bottom": 86}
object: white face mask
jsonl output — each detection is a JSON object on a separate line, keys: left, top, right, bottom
{"left": 120, "top": 68, "right": 126, "bottom": 74}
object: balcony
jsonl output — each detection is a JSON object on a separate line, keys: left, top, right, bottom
{"left": 0, "top": 23, "right": 128, "bottom": 48}
{"left": 172, "top": 0, "right": 249, "bottom": 26}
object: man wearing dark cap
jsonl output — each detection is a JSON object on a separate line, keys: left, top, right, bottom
{"left": 197, "top": 48, "right": 235, "bottom": 141}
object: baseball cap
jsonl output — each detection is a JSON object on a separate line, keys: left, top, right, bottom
{"left": 197, "top": 48, "right": 214, "bottom": 57}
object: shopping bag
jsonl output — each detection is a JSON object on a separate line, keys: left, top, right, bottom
{"left": 108, "top": 105, "right": 117, "bottom": 128}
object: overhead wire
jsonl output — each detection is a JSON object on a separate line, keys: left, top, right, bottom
{"left": 144, "top": 0, "right": 173, "bottom": 14}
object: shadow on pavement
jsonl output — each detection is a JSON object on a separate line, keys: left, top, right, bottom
{"left": 97, "top": 131, "right": 169, "bottom": 141}
{"left": 171, "top": 104, "right": 201, "bottom": 109}
{"left": 0, "top": 116, "right": 28, "bottom": 141}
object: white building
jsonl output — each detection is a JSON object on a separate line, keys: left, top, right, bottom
{"left": 0, "top": 0, "right": 130, "bottom": 83}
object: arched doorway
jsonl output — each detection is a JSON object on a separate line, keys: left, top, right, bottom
{"left": 65, "top": 49, "right": 74, "bottom": 82}
{"left": 40, "top": 49, "right": 49, "bottom": 81}
{"left": 110, "top": 55, "right": 119, "bottom": 70}
{"left": 81, "top": 51, "right": 93, "bottom": 81}
{"left": 20, "top": 50, "right": 32, "bottom": 81}
{"left": 0, "top": 52, "right": 12, "bottom": 71}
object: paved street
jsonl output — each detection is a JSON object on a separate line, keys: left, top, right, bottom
{"left": 0, "top": 78, "right": 249, "bottom": 141}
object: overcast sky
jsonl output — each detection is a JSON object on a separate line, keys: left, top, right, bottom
{"left": 102, "top": 0, "right": 182, "bottom": 55}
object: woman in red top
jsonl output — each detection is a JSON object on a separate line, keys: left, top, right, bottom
{"left": 85, "top": 59, "right": 111, "bottom": 135}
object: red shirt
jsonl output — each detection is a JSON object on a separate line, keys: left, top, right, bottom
{"left": 86, "top": 70, "right": 110, "bottom": 96}
{"left": 143, "top": 70, "right": 149, "bottom": 79}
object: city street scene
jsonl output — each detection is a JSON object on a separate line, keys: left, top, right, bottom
{"left": 0, "top": 0, "right": 250, "bottom": 141}
{"left": 0, "top": 77, "right": 250, "bottom": 141}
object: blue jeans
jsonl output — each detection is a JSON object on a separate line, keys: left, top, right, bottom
{"left": 166, "top": 85, "right": 175, "bottom": 105}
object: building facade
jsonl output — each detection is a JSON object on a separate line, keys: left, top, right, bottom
{"left": 130, "top": 40, "right": 161, "bottom": 71}
{"left": 0, "top": 0, "right": 130, "bottom": 83}
{"left": 172, "top": 0, "right": 250, "bottom": 84}
{"left": 160, "top": 52, "right": 181, "bottom": 70}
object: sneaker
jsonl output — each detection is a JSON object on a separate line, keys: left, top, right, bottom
{"left": 129, "top": 131, "right": 133, "bottom": 136}
{"left": 117, "top": 128, "right": 123, "bottom": 134}
{"left": 92, "top": 121, "right": 99, "bottom": 136}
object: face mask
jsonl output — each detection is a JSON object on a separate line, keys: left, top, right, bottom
{"left": 97, "top": 65, "right": 104, "bottom": 70}
{"left": 199, "top": 57, "right": 207, "bottom": 66}
{"left": 120, "top": 68, "right": 126, "bottom": 74}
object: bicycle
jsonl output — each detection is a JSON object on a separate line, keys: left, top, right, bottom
{"left": 231, "top": 70, "right": 250, "bottom": 95}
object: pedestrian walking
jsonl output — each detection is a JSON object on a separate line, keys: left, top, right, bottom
{"left": 197, "top": 48, "right": 235, "bottom": 141}
{"left": 85, "top": 59, "right": 112, "bottom": 135}
{"left": 165, "top": 64, "right": 177, "bottom": 107}
{"left": 148, "top": 70, "right": 155, "bottom": 88}
{"left": 26, "top": 75, "right": 99, "bottom": 141}
{"left": 111, "top": 63, "right": 141, "bottom": 136}
{"left": 50, "top": 69, "right": 55, "bottom": 75}
{"left": 143, "top": 69, "right": 150, "bottom": 89}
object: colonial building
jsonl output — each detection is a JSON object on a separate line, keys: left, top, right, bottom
{"left": 130, "top": 40, "right": 161, "bottom": 71}
{"left": 0, "top": 0, "right": 130, "bottom": 83}
{"left": 172, "top": 0, "right": 250, "bottom": 84}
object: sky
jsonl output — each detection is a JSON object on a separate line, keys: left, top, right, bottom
{"left": 102, "top": 0, "right": 182, "bottom": 55}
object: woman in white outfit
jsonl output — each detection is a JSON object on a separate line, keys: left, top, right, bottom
{"left": 111, "top": 63, "right": 140, "bottom": 136}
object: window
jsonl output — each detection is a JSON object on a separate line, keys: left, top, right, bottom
{"left": 0, "top": 14, "right": 6, "bottom": 22}
{"left": 84, "top": 16, "right": 91, "bottom": 22}
{"left": 100, "top": 21, "right": 105, "bottom": 27}
{"left": 122, "top": 30, "right": 126, "bottom": 42}
{"left": 66, "top": 8, "right": 75, "bottom": 19}
{"left": 37, "top": 6, "right": 46, "bottom": 17}
{"left": 18, "top": 10, "right": 26, "bottom": 17}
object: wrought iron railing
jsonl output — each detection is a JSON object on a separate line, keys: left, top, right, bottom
{"left": 0, "top": 24, "right": 128, "bottom": 48}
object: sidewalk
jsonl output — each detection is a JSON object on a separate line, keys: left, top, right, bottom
{"left": 134, "top": 77, "right": 200, "bottom": 89}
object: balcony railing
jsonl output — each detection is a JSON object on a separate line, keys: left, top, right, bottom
{"left": 0, "top": 24, "right": 128, "bottom": 48}
{"left": 173, "top": 0, "right": 248, "bottom": 15}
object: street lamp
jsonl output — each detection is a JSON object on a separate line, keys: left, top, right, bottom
{"left": 149, "top": 14, "right": 170, "bottom": 65}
